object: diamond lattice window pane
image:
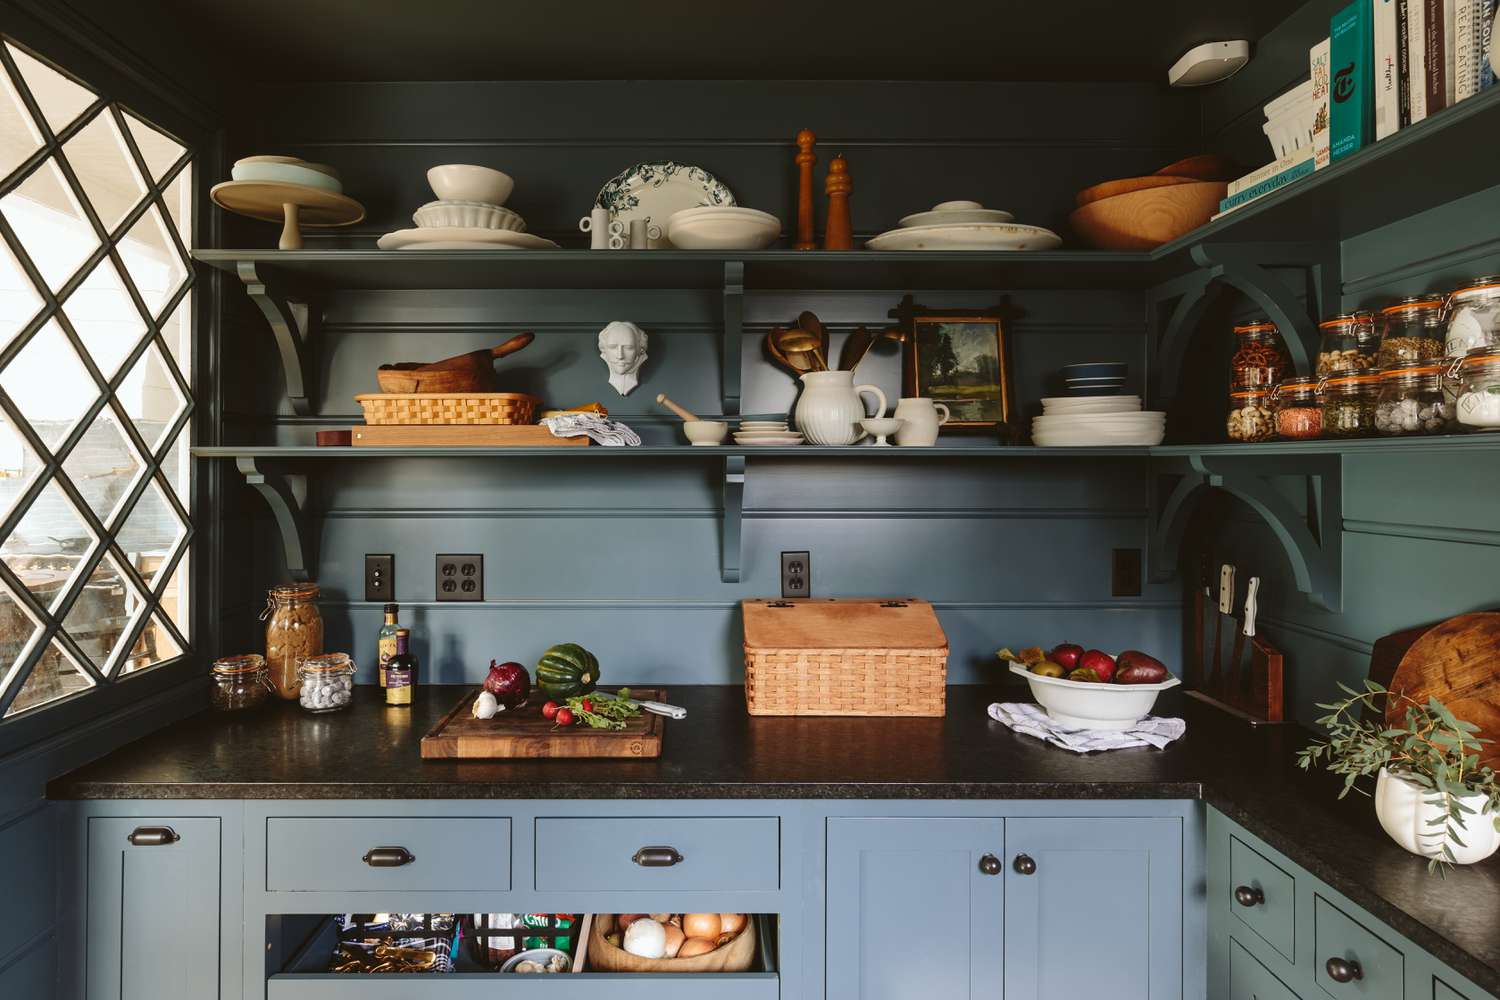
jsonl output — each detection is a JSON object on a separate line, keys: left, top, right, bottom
{"left": 117, "top": 608, "right": 179, "bottom": 678}
{"left": 4, "top": 633, "right": 93, "bottom": 717}
{"left": 0, "top": 415, "right": 38, "bottom": 523}
{"left": 0, "top": 318, "right": 98, "bottom": 451}
{"left": 0, "top": 56, "right": 42, "bottom": 183}
{"left": 116, "top": 475, "right": 185, "bottom": 591}
{"left": 0, "top": 237, "right": 41, "bottom": 356}
{"left": 157, "top": 552, "right": 187, "bottom": 642}
{"left": 156, "top": 289, "right": 189, "bottom": 377}
{"left": 60, "top": 549, "right": 134, "bottom": 671}
{"left": 121, "top": 110, "right": 184, "bottom": 184}
{"left": 117, "top": 203, "right": 183, "bottom": 321}
{"left": 62, "top": 255, "right": 146, "bottom": 379}
{"left": 0, "top": 576, "right": 42, "bottom": 701}
{"left": 160, "top": 160, "right": 191, "bottom": 249}
{"left": 61, "top": 403, "right": 144, "bottom": 527}
{"left": 60, "top": 109, "right": 145, "bottom": 234}
{"left": 1, "top": 475, "right": 96, "bottom": 612}
{"left": 158, "top": 423, "right": 188, "bottom": 503}
{"left": 119, "top": 339, "right": 185, "bottom": 454}
{"left": 1, "top": 155, "right": 98, "bottom": 291}
{"left": 5, "top": 43, "right": 95, "bottom": 137}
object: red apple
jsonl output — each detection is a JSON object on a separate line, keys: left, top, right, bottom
{"left": 1114, "top": 650, "right": 1169, "bottom": 684}
{"left": 1078, "top": 649, "right": 1116, "bottom": 682}
{"left": 1050, "top": 643, "right": 1084, "bottom": 670}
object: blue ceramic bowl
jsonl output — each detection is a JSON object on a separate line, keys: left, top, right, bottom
{"left": 1060, "top": 362, "right": 1128, "bottom": 379}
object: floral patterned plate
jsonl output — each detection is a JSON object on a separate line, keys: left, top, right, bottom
{"left": 594, "top": 161, "right": 735, "bottom": 248}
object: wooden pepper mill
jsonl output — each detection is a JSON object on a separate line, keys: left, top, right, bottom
{"left": 794, "top": 128, "right": 817, "bottom": 250}
{"left": 823, "top": 153, "right": 853, "bottom": 250}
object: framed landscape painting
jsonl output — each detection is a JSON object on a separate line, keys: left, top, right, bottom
{"left": 903, "top": 314, "right": 1014, "bottom": 433}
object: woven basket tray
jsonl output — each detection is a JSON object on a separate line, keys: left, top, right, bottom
{"left": 355, "top": 392, "right": 541, "bottom": 426}
{"left": 741, "top": 598, "right": 948, "bottom": 716}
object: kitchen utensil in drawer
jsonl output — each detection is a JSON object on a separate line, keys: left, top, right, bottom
{"left": 1228, "top": 939, "right": 1300, "bottom": 1000}
{"left": 265, "top": 817, "right": 511, "bottom": 891}
{"left": 534, "top": 817, "right": 779, "bottom": 891}
{"left": 1229, "top": 836, "right": 1296, "bottom": 962}
{"left": 376, "top": 333, "right": 534, "bottom": 393}
{"left": 1314, "top": 895, "right": 1404, "bottom": 1000}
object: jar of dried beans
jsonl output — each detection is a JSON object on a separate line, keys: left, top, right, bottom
{"left": 1444, "top": 277, "right": 1500, "bottom": 357}
{"left": 1316, "top": 313, "right": 1377, "bottom": 374}
{"left": 209, "top": 654, "right": 273, "bottom": 712}
{"left": 263, "top": 583, "right": 324, "bottom": 700}
{"left": 1273, "top": 376, "right": 1322, "bottom": 439}
{"left": 1230, "top": 319, "right": 1292, "bottom": 388}
{"left": 1377, "top": 297, "right": 1446, "bottom": 366}
{"left": 1318, "top": 370, "right": 1381, "bottom": 437}
{"left": 1375, "top": 361, "right": 1454, "bottom": 435}
{"left": 1227, "top": 388, "right": 1275, "bottom": 442}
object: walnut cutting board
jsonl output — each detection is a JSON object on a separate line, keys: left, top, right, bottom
{"left": 1373, "top": 612, "right": 1500, "bottom": 771}
{"left": 420, "top": 688, "right": 664, "bottom": 759}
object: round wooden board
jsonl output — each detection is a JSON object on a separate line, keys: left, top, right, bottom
{"left": 210, "top": 180, "right": 364, "bottom": 226}
{"left": 1386, "top": 611, "right": 1500, "bottom": 770}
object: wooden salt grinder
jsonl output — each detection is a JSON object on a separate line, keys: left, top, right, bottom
{"left": 794, "top": 129, "right": 817, "bottom": 250}
{"left": 823, "top": 154, "right": 853, "bottom": 250}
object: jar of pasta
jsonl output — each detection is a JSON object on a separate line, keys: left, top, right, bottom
{"left": 263, "top": 583, "right": 324, "bottom": 700}
{"left": 1230, "top": 319, "right": 1292, "bottom": 388}
{"left": 1318, "top": 370, "right": 1381, "bottom": 437}
{"left": 1377, "top": 297, "right": 1446, "bottom": 365}
{"left": 1444, "top": 277, "right": 1500, "bottom": 357}
{"left": 1316, "top": 313, "right": 1377, "bottom": 374}
{"left": 1375, "top": 361, "right": 1454, "bottom": 435}
{"left": 1227, "top": 388, "right": 1275, "bottom": 442}
{"left": 1272, "top": 377, "right": 1322, "bottom": 439}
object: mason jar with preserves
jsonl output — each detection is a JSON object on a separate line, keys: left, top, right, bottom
{"left": 1375, "top": 361, "right": 1454, "bottom": 435}
{"left": 209, "top": 654, "right": 273, "bottom": 712}
{"left": 1230, "top": 319, "right": 1292, "bottom": 387}
{"left": 1319, "top": 370, "right": 1381, "bottom": 437}
{"left": 1377, "top": 297, "right": 1446, "bottom": 365}
{"left": 1444, "top": 277, "right": 1500, "bottom": 357}
{"left": 1227, "top": 388, "right": 1275, "bottom": 442}
{"left": 1272, "top": 376, "right": 1322, "bottom": 439}
{"left": 1452, "top": 347, "right": 1500, "bottom": 431}
{"left": 263, "top": 583, "right": 324, "bottom": 700}
{"left": 1316, "top": 313, "right": 1377, "bottom": 374}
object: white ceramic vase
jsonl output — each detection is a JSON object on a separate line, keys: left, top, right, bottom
{"left": 893, "top": 397, "right": 951, "bottom": 446}
{"left": 794, "top": 371, "right": 887, "bottom": 446}
{"left": 1374, "top": 767, "right": 1500, "bottom": 864}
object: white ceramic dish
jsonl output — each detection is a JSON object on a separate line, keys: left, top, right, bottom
{"left": 427, "top": 164, "right": 514, "bottom": 205}
{"left": 734, "top": 435, "right": 803, "bottom": 446}
{"left": 499, "top": 948, "right": 572, "bottom": 974}
{"left": 1007, "top": 662, "right": 1179, "bottom": 731}
{"left": 413, "top": 200, "right": 526, "bottom": 231}
{"left": 666, "top": 206, "right": 781, "bottom": 250}
{"left": 595, "top": 161, "right": 735, "bottom": 248}
{"left": 683, "top": 420, "right": 729, "bottom": 446}
{"left": 734, "top": 432, "right": 804, "bottom": 441}
{"left": 1040, "top": 396, "right": 1141, "bottom": 413}
{"left": 898, "top": 200, "right": 1015, "bottom": 228}
{"left": 230, "top": 160, "right": 342, "bottom": 193}
{"left": 376, "top": 227, "right": 558, "bottom": 250}
{"left": 1033, "top": 429, "right": 1165, "bottom": 447}
{"left": 865, "top": 222, "right": 1062, "bottom": 252}
{"left": 1033, "top": 413, "right": 1165, "bottom": 425}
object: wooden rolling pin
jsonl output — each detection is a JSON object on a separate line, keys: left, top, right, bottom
{"left": 656, "top": 393, "right": 699, "bottom": 421}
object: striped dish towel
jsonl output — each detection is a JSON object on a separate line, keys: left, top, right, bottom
{"left": 987, "top": 702, "right": 1185, "bottom": 753}
{"left": 541, "top": 413, "right": 641, "bottom": 446}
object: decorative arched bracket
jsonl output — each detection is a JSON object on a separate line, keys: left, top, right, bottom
{"left": 235, "top": 261, "right": 320, "bottom": 416}
{"left": 722, "top": 261, "right": 744, "bottom": 416}
{"left": 236, "top": 457, "right": 317, "bottom": 581}
{"left": 1149, "top": 453, "right": 1343, "bottom": 612}
{"left": 722, "top": 455, "right": 745, "bottom": 583}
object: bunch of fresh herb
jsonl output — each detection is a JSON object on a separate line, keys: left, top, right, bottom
{"left": 1296, "top": 680, "right": 1500, "bottom": 872}
{"left": 565, "top": 688, "right": 641, "bottom": 730}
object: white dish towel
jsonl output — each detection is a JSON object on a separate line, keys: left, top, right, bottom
{"left": 541, "top": 413, "right": 641, "bottom": 447}
{"left": 987, "top": 702, "right": 1186, "bottom": 754}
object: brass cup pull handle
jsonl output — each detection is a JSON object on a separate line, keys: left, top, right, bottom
{"left": 1325, "top": 957, "right": 1363, "bottom": 984}
{"left": 632, "top": 846, "right": 685, "bottom": 867}
{"left": 978, "top": 853, "right": 1002, "bottom": 875}
{"left": 362, "top": 846, "right": 416, "bottom": 867}
{"left": 1013, "top": 853, "right": 1037, "bottom": 875}
{"left": 127, "top": 826, "right": 180, "bottom": 846}
{"left": 1234, "top": 885, "right": 1265, "bottom": 907}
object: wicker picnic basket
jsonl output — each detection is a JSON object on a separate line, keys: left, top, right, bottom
{"left": 741, "top": 598, "right": 948, "bottom": 716}
{"left": 354, "top": 392, "right": 541, "bottom": 426}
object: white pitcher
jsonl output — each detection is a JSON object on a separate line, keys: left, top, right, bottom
{"left": 893, "top": 397, "right": 950, "bottom": 446}
{"left": 794, "top": 371, "right": 888, "bottom": 446}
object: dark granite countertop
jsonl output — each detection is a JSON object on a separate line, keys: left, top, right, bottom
{"left": 48, "top": 684, "right": 1500, "bottom": 993}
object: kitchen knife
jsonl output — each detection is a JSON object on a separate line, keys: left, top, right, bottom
{"left": 603, "top": 689, "right": 687, "bottom": 720}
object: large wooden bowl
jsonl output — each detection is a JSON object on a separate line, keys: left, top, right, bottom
{"left": 585, "top": 915, "right": 756, "bottom": 973}
{"left": 1068, "top": 180, "right": 1228, "bottom": 250}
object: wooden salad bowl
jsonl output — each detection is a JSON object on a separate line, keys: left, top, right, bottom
{"left": 376, "top": 332, "right": 534, "bottom": 393}
{"left": 586, "top": 914, "right": 756, "bottom": 973}
{"left": 1068, "top": 180, "right": 1228, "bottom": 250}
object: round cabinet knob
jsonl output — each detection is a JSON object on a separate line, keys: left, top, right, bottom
{"left": 1013, "top": 853, "right": 1037, "bottom": 875}
{"left": 1234, "top": 884, "right": 1265, "bottom": 907}
{"left": 1325, "top": 957, "right": 1363, "bottom": 984}
{"left": 978, "top": 854, "right": 1002, "bottom": 875}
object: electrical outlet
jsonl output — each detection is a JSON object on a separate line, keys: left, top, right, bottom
{"left": 781, "top": 550, "right": 810, "bottom": 599}
{"left": 435, "top": 553, "right": 484, "bottom": 601}
{"left": 1111, "top": 548, "right": 1142, "bottom": 597}
{"left": 364, "top": 554, "right": 394, "bottom": 602}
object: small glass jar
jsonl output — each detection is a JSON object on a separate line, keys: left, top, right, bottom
{"left": 1374, "top": 361, "right": 1455, "bottom": 435}
{"left": 1444, "top": 277, "right": 1500, "bottom": 357}
{"left": 1452, "top": 347, "right": 1500, "bottom": 431}
{"left": 209, "top": 654, "right": 272, "bottom": 712}
{"left": 1230, "top": 319, "right": 1292, "bottom": 388}
{"left": 1273, "top": 377, "right": 1323, "bottom": 439}
{"left": 1227, "top": 388, "right": 1275, "bottom": 442}
{"left": 263, "top": 583, "right": 324, "bottom": 700}
{"left": 1319, "top": 370, "right": 1381, "bottom": 437}
{"left": 297, "top": 652, "right": 355, "bottom": 713}
{"left": 1316, "top": 313, "right": 1377, "bottom": 374}
{"left": 1377, "top": 297, "right": 1447, "bottom": 365}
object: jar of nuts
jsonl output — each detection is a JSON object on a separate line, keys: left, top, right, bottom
{"left": 1227, "top": 388, "right": 1275, "bottom": 442}
{"left": 1318, "top": 370, "right": 1381, "bottom": 437}
{"left": 1377, "top": 297, "right": 1446, "bottom": 366}
{"left": 1444, "top": 277, "right": 1500, "bottom": 357}
{"left": 1230, "top": 319, "right": 1292, "bottom": 388}
{"left": 1272, "top": 376, "right": 1322, "bottom": 439}
{"left": 1375, "top": 361, "right": 1454, "bottom": 435}
{"left": 1316, "top": 313, "right": 1377, "bottom": 374}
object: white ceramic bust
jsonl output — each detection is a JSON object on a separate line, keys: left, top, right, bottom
{"left": 598, "top": 321, "right": 648, "bottom": 396}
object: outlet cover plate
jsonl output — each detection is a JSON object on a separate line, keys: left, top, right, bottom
{"left": 781, "top": 550, "right": 811, "bottom": 599}
{"left": 365, "top": 554, "right": 394, "bottom": 603}
{"left": 436, "top": 553, "right": 484, "bottom": 602}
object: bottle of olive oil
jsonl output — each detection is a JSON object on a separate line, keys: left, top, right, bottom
{"left": 376, "top": 603, "right": 400, "bottom": 688}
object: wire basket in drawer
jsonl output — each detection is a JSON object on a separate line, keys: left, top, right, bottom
{"left": 355, "top": 392, "right": 542, "bottom": 425}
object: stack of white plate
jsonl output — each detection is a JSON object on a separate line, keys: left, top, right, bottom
{"left": 1032, "top": 396, "right": 1165, "bottom": 446}
{"left": 379, "top": 164, "right": 558, "bottom": 250}
{"left": 865, "top": 200, "right": 1062, "bottom": 252}
{"left": 666, "top": 206, "right": 781, "bottom": 250}
{"left": 734, "top": 419, "right": 803, "bottom": 446}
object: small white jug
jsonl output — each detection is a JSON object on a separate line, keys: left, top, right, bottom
{"left": 795, "top": 371, "right": 888, "bottom": 446}
{"left": 893, "top": 397, "right": 950, "bottom": 446}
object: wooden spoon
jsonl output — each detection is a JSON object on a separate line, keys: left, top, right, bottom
{"left": 839, "top": 326, "right": 872, "bottom": 373}
{"left": 655, "top": 393, "right": 699, "bottom": 422}
{"left": 798, "top": 310, "right": 829, "bottom": 365}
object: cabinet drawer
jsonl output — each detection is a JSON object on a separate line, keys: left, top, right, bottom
{"left": 266, "top": 817, "right": 511, "bottom": 891}
{"left": 1229, "top": 938, "right": 1303, "bottom": 1000}
{"left": 1230, "top": 835, "right": 1297, "bottom": 962}
{"left": 534, "top": 817, "right": 778, "bottom": 891}
{"left": 1314, "top": 895, "right": 1404, "bottom": 1000}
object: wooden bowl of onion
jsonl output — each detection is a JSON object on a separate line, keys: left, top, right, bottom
{"left": 587, "top": 913, "right": 756, "bottom": 973}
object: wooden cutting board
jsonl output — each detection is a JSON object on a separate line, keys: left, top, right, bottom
{"left": 1371, "top": 612, "right": 1500, "bottom": 770}
{"left": 420, "top": 688, "right": 665, "bottom": 759}
{"left": 353, "top": 425, "right": 587, "bottom": 447}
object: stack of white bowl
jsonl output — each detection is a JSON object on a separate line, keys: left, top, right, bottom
{"left": 1032, "top": 396, "right": 1166, "bottom": 446}
{"left": 666, "top": 206, "right": 781, "bottom": 250}
{"left": 378, "top": 165, "right": 558, "bottom": 249}
{"left": 733, "top": 419, "right": 803, "bottom": 446}
{"left": 231, "top": 155, "right": 343, "bottom": 192}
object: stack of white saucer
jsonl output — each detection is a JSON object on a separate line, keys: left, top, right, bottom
{"left": 1032, "top": 396, "right": 1166, "bottom": 446}
{"left": 733, "top": 419, "right": 803, "bottom": 446}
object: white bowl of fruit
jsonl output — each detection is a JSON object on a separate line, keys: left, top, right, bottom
{"left": 1001, "top": 644, "right": 1179, "bottom": 731}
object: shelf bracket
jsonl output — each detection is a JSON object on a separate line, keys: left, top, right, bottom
{"left": 721, "top": 261, "right": 744, "bottom": 416}
{"left": 1149, "top": 452, "right": 1343, "bottom": 612}
{"left": 721, "top": 455, "right": 745, "bottom": 583}
{"left": 236, "top": 457, "right": 317, "bottom": 582}
{"left": 235, "top": 261, "right": 320, "bottom": 416}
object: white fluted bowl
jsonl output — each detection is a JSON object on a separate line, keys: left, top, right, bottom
{"left": 1374, "top": 767, "right": 1500, "bottom": 864}
{"left": 413, "top": 200, "right": 526, "bottom": 231}
{"left": 1008, "top": 662, "right": 1179, "bottom": 731}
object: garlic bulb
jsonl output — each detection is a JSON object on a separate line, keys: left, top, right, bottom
{"left": 472, "top": 691, "right": 499, "bottom": 719}
{"left": 622, "top": 917, "right": 667, "bottom": 959}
